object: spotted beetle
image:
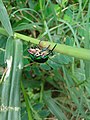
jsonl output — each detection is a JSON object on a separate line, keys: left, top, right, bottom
{"left": 28, "top": 42, "right": 57, "bottom": 63}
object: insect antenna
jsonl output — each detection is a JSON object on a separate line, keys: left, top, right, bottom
{"left": 47, "top": 44, "right": 57, "bottom": 55}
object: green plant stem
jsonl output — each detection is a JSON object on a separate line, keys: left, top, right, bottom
{"left": 40, "top": 79, "right": 45, "bottom": 102}
{"left": 39, "top": 0, "right": 45, "bottom": 20}
{"left": 0, "top": 27, "right": 90, "bottom": 61}
{"left": 21, "top": 81, "right": 33, "bottom": 120}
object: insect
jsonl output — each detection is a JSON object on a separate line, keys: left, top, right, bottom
{"left": 28, "top": 42, "right": 57, "bottom": 63}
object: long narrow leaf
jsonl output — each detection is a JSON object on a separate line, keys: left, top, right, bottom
{"left": 21, "top": 81, "right": 33, "bottom": 120}
{"left": 0, "top": 37, "right": 14, "bottom": 120}
{"left": 43, "top": 93, "right": 68, "bottom": 120}
{"left": 0, "top": 0, "right": 13, "bottom": 36}
{"left": 84, "top": 3, "right": 90, "bottom": 79}
{"left": 8, "top": 39, "right": 23, "bottom": 120}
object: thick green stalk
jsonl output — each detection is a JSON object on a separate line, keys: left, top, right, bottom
{"left": 13, "top": 33, "right": 90, "bottom": 61}
{"left": 39, "top": 79, "right": 45, "bottom": 102}
{"left": 0, "top": 27, "right": 90, "bottom": 61}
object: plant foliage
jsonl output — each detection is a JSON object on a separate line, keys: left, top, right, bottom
{"left": 0, "top": 0, "right": 90, "bottom": 120}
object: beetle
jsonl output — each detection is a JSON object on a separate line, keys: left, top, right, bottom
{"left": 28, "top": 42, "right": 57, "bottom": 63}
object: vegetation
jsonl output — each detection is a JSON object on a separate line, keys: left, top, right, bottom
{"left": 0, "top": 0, "right": 90, "bottom": 120}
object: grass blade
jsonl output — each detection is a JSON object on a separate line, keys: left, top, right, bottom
{"left": 8, "top": 39, "right": 23, "bottom": 120}
{"left": 84, "top": 3, "right": 90, "bottom": 79}
{"left": 21, "top": 81, "right": 33, "bottom": 120}
{"left": 0, "top": 37, "right": 14, "bottom": 120}
{"left": 0, "top": 0, "right": 13, "bottom": 36}
{"left": 43, "top": 93, "right": 68, "bottom": 120}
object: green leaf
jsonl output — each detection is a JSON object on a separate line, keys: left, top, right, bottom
{"left": 0, "top": 37, "right": 14, "bottom": 120}
{"left": 43, "top": 93, "right": 68, "bottom": 120}
{"left": 40, "top": 63, "right": 51, "bottom": 70}
{"left": 8, "top": 39, "right": 23, "bottom": 120}
{"left": 21, "top": 81, "right": 33, "bottom": 120}
{"left": 14, "top": 23, "right": 42, "bottom": 32}
{"left": 0, "top": 0, "right": 13, "bottom": 36}
{"left": 38, "top": 109, "right": 50, "bottom": 118}
{"left": 84, "top": 3, "right": 90, "bottom": 80}
{"left": 4, "top": 37, "right": 14, "bottom": 62}
{"left": 0, "top": 35, "right": 7, "bottom": 65}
